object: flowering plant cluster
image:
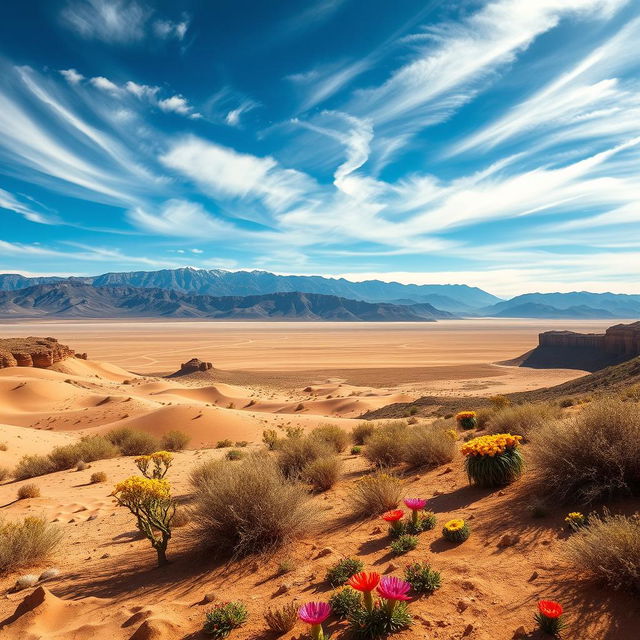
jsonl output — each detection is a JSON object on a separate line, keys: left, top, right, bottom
{"left": 112, "top": 476, "right": 175, "bottom": 566}
{"left": 442, "top": 518, "right": 471, "bottom": 543}
{"left": 404, "top": 562, "right": 442, "bottom": 595}
{"left": 381, "top": 498, "right": 436, "bottom": 537}
{"left": 135, "top": 451, "right": 174, "bottom": 479}
{"left": 204, "top": 601, "right": 248, "bottom": 638}
{"left": 455, "top": 411, "right": 477, "bottom": 430}
{"left": 535, "top": 600, "right": 565, "bottom": 637}
{"left": 564, "top": 512, "right": 587, "bottom": 531}
{"left": 298, "top": 602, "right": 332, "bottom": 640}
{"left": 461, "top": 433, "right": 524, "bottom": 488}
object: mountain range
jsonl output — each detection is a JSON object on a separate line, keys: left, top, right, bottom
{"left": 0, "top": 269, "right": 638, "bottom": 319}
{"left": 0, "top": 282, "right": 453, "bottom": 321}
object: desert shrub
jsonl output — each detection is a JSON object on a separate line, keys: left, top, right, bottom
{"left": 0, "top": 466, "right": 10, "bottom": 482}
{"left": 90, "top": 471, "right": 107, "bottom": 484}
{"left": 216, "top": 439, "right": 233, "bottom": 448}
{"left": 351, "top": 445, "right": 362, "bottom": 455}
{"left": 135, "top": 451, "right": 173, "bottom": 479}
{"left": 455, "top": 411, "right": 477, "bottom": 430}
{"left": 190, "top": 454, "right": 313, "bottom": 557}
{"left": 264, "top": 602, "right": 297, "bottom": 634}
{"left": 76, "top": 460, "right": 89, "bottom": 471}
{"left": 349, "top": 472, "right": 403, "bottom": 518}
{"left": 226, "top": 449, "right": 245, "bottom": 461}
{"left": 48, "top": 436, "right": 119, "bottom": 471}
{"left": 487, "top": 402, "right": 561, "bottom": 440}
{"left": 559, "top": 398, "right": 575, "bottom": 408}
{"left": 172, "top": 507, "right": 191, "bottom": 528}
{"left": 489, "top": 395, "right": 511, "bottom": 410}
{"left": 112, "top": 476, "right": 175, "bottom": 566}
{"left": 0, "top": 516, "right": 62, "bottom": 573}
{"left": 462, "top": 433, "right": 524, "bottom": 488}
{"left": 161, "top": 430, "right": 190, "bottom": 451}
{"left": 474, "top": 407, "right": 495, "bottom": 429}
{"left": 303, "top": 455, "right": 342, "bottom": 491}
{"left": 329, "top": 587, "right": 362, "bottom": 618}
{"left": 564, "top": 512, "right": 640, "bottom": 591}
{"left": 276, "top": 436, "right": 331, "bottom": 479}
{"left": 285, "top": 425, "right": 304, "bottom": 439}
{"left": 352, "top": 422, "right": 375, "bottom": 445}
{"left": 277, "top": 558, "right": 295, "bottom": 575}
{"left": 311, "top": 424, "right": 349, "bottom": 452}
{"left": 325, "top": 557, "right": 364, "bottom": 587}
{"left": 262, "top": 429, "right": 280, "bottom": 450}
{"left": 364, "top": 421, "right": 409, "bottom": 467}
{"left": 14, "top": 454, "right": 55, "bottom": 480}
{"left": 106, "top": 427, "right": 160, "bottom": 456}
{"left": 235, "top": 440, "right": 248, "bottom": 447}
{"left": 404, "top": 562, "right": 442, "bottom": 594}
{"left": 403, "top": 423, "right": 456, "bottom": 468}
{"left": 390, "top": 534, "right": 418, "bottom": 555}
{"left": 204, "top": 601, "right": 248, "bottom": 638}
{"left": 529, "top": 397, "right": 640, "bottom": 504}
{"left": 0, "top": 442, "right": 7, "bottom": 451}
{"left": 17, "top": 483, "right": 40, "bottom": 499}
{"left": 442, "top": 519, "right": 470, "bottom": 543}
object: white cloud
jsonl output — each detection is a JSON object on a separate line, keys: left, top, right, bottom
{"left": 90, "top": 76, "right": 121, "bottom": 93}
{"left": 225, "top": 100, "right": 258, "bottom": 127}
{"left": 0, "top": 188, "right": 53, "bottom": 224}
{"left": 59, "top": 68, "right": 84, "bottom": 85}
{"left": 158, "top": 95, "right": 191, "bottom": 115}
{"left": 125, "top": 80, "right": 159, "bottom": 99}
{"left": 153, "top": 18, "right": 189, "bottom": 41}
{"left": 190, "top": 248, "right": 203, "bottom": 254}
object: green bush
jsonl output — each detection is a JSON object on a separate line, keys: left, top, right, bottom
{"left": 329, "top": 587, "right": 362, "bottom": 618}
{"left": 404, "top": 561, "right": 442, "bottom": 594}
{"left": 529, "top": 397, "right": 640, "bottom": 504}
{"left": 352, "top": 422, "right": 375, "bottom": 445}
{"left": 349, "top": 472, "right": 403, "bottom": 518}
{"left": 106, "top": 427, "right": 160, "bottom": 456}
{"left": 311, "top": 424, "right": 349, "bottom": 452}
{"left": 161, "top": 430, "right": 190, "bottom": 451}
{"left": 191, "top": 455, "right": 313, "bottom": 557}
{"left": 364, "top": 421, "right": 409, "bottom": 467}
{"left": 351, "top": 445, "right": 362, "bottom": 455}
{"left": 325, "top": 557, "right": 364, "bottom": 587}
{"left": 203, "top": 601, "right": 248, "bottom": 638}
{"left": 390, "top": 534, "right": 418, "bottom": 555}
{"left": 403, "top": 424, "right": 456, "bottom": 468}
{"left": 0, "top": 516, "right": 62, "bottom": 573}
{"left": 302, "top": 455, "right": 342, "bottom": 491}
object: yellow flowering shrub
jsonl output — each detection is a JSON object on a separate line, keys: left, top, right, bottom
{"left": 455, "top": 411, "right": 476, "bottom": 420}
{"left": 565, "top": 512, "right": 587, "bottom": 531}
{"left": 461, "top": 433, "right": 522, "bottom": 457}
{"left": 135, "top": 451, "right": 174, "bottom": 479}
{"left": 455, "top": 411, "right": 477, "bottom": 430}
{"left": 112, "top": 476, "right": 175, "bottom": 566}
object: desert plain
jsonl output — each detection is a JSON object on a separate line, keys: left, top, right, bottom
{"left": 0, "top": 318, "right": 637, "bottom": 639}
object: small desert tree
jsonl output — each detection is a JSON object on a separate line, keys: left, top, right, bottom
{"left": 135, "top": 451, "right": 173, "bottom": 479}
{"left": 112, "top": 476, "right": 175, "bottom": 566}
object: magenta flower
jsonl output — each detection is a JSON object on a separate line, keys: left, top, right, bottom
{"left": 298, "top": 602, "right": 331, "bottom": 640}
{"left": 377, "top": 576, "right": 411, "bottom": 614}
{"left": 404, "top": 498, "right": 427, "bottom": 527}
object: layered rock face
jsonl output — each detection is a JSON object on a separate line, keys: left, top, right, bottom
{"left": 0, "top": 337, "right": 79, "bottom": 369}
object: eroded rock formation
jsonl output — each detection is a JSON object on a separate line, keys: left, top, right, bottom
{"left": 0, "top": 336, "right": 77, "bottom": 369}
{"left": 168, "top": 358, "right": 213, "bottom": 377}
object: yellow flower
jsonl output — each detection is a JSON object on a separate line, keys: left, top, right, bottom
{"left": 565, "top": 512, "right": 584, "bottom": 522}
{"left": 461, "top": 433, "right": 522, "bottom": 457}
{"left": 456, "top": 411, "right": 477, "bottom": 420}
{"left": 444, "top": 518, "right": 465, "bottom": 531}
{"left": 113, "top": 476, "right": 171, "bottom": 503}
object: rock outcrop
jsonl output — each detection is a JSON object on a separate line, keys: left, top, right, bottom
{"left": 0, "top": 337, "right": 77, "bottom": 369}
{"left": 168, "top": 358, "right": 213, "bottom": 377}
{"left": 514, "top": 321, "right": 640, "bottom": 372}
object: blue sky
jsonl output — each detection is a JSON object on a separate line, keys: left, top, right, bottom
{"left": 0, "top": 0, "right": 639, "bottom": 296}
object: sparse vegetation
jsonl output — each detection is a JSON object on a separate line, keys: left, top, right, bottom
{"left": 190, "top": 454, "right": 313, "bottom": 557}
{"left": 351, "top": 445, "right": 362, "bottom": 455}
{"left": 226, "top": 449, "right": 245, "bottom": 461}
{"left": 276, "top": 435, "right": 332, "bottom": 479}
{"left": 487, "top": 402, "right": 561, "bottom": 440}
{"left": 403, "top": 423, "right": 456, "bottom": 468}
{"left": 364, "top": 421, "right": 408, "bottom": 467}
{"left": 352, "top": 422, "right": 375, "bottom": 445}
{"left": 325, "top": 557, "right": 364, "bottom": 587}
{"left": 264, "top": 602, "right": 298, "bottom": 634}
{"left": 564, "top": 512, "right": 640, "bottom": 591}
{"left": 303, "top": 455, "right": 342, "bottom": 491}
{"left": 529, "top": 397, "right": 640, "bottom": 504}
{"left": 160, "top": 430, "right": 190, "bottom": 451}
{"left": 0, "top": 466, "right": 10, "bottom": 482}
{"left": 216, "top": 439, "right": 234, "bottom": 449}
{"left": 311, "top": 424, "right": 349, "bottom": 452}
{"left": 17, "top": 483, "right": 40, "bottom": 499}
{"left": 204, "top": 601, "right": 248, "bottom": 638}
{"left": 330, "top": 587, "right": 362, "bottom": 618}
{"left": 14, "top": 454, "right": 55, "bottom": 480}
{"left": 390, "top": 534, "right": 418, "bottom": 555}
{"left": 135, "top": 451, "right": 173, "bottom": 479}
{"left": 106, "top": 427, "right": 160, "bottom": 456}
{"left": 404, "top": 562, "right": 442, "bottom": 594}
{"left": 0, "top": 516, "right": 62, "bottom": 573}
{"left": 349, "top": 472, "right": 403, "bottom": 518}
{"left": 90, "top": 471, "right": 107, "bottom": 483}
{"left": 262, "top": 429, "right": 279, "bottom": 450}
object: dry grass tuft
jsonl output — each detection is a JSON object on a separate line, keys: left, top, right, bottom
{"left": 160, "top": 430, "right": 190, "bottom": 451}
{"left": 310, "top": 424, "right": 349, "bottom": 452}
{"left": 190, "top": 454, "right": 313, "bottom": 557}
{"left": 349, "top": 471, "right": 403, "bottom": 518}
{"left": 17, "top": 483, "right": 41, "bottom": 500}
{"left": 0, "top": 516, "right": 62, "bottom": 573}
{"left": 106, "top": 427, "right": 160, "bottom": 456}
{"left": 403, "top": 423, "right": 456, "bottom": 468}
{"left": 276, "top": 436, "right": 332, "bottom": 479}
{"left": 564, "top": 512, "right": 640, "bottom": 591}
{"left": 14, "top": 455, "right": 55, "bottom": 480}
{"left": 352, "top": 422, "right": 375, "bottom": 445}
{"left": 530, "top": 397, "right": 640, "bottom": 504}
{"left": 264, "top": 602, "right": 298, "bottom": 634}
{"left": 364, "top": 421, "right": 409, "bottom": 467}
{"left": 90, "top": 471, "right": 107, "bottom": 484}
{"left": 0, "top": 466, "right": 10, "bottom": 482}
{"left": 487, "top": 402, "right": 561, "bottom": 440}
{"left": 303, "top": 455, "right": 342, "bottom": 491}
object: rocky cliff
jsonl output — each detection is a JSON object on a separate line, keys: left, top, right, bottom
{"left": 0, "top": 337, "right": 82, "bottom": 368}
{"left": 513, "top": 321, "right": 640, "bottom": 371}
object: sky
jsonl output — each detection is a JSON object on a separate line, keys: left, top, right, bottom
{"left": 0, "top": 0, "right": 639, "bottom": 297}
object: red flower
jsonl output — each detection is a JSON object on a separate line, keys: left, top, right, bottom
{"left": 382, "top": 509, "right": 404, "bottom": 522}
{"left": 347, "top": 571, "right": 381, "bottom": 592}
{"left": 538, "top": 600, "right": 563, "bottom": 619}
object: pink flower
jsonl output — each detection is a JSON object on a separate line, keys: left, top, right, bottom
{"left": 403, "top": 498, "right": 427, "bottom": 511}
{"left": 298, "top": 601, "right": 331, "bottom": 625}
{"left": 377, "top": 576, "right": 412, "bottom": 602}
